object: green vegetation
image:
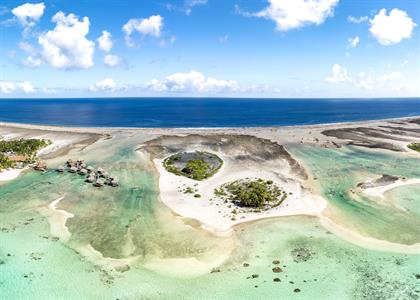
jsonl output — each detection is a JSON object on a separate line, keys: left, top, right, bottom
{"left": 163, "top": 151, "right": 223, "bottom": 180}
{"left": 184, "top": 187, "right": 195, "bottom": 194}
{"left": 0, "top": 138, "right": 51, "bottom": 171}
{"left": 183, "top": 159, "right": 210, "bottom": 180}
{"left": 0, "top": 154, "right": 15, "bottom": 170}
{"left": 408, "top": 143, "right": 420, "bottom": 152}
{"left": 214, "top": 178, "right": 287, "bottom": 209}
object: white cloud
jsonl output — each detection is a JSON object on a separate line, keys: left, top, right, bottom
{"left": 0, "top": 81, "right": 34, "bottom": 94}
{"left": 348, "top": 36, "right": 359, "bottom": 48}
{"left": 369, "top": 9, "right": 417, "bottom": 45}
{"left": 326, "top": 64, "right": 404, "bottom": 90}
{"left": 22, "top": 56, "right": 42, "bottom": 68}
{"left": 0, "top": 82, "right": 16, "bottom": 94}
{"left": 248, "top": 0, "right": 339, "bottom": 31}
{"left": 19, "top": 42, "right": 42, "bottom": 68}
{"left": 19, "top": 81, "right": 35, "bottom": 93}
{"left": 104, "top": 54, "right": 122, "bottom": 67}
{"left": 357, "top": 71, "right": 403, "bottom": 89}
{"left": 147, "top": 70, "right": 238, "bottom": 93}
{"left": 347, "top": 16, "right": 368, "bottom": 24}
{"left": 356, "top": 72, "right": 373, "bottom": 89}
{"left": 89, "top": 78, "right": 116, "bottom": 92}
{"left": 184, "top": 0, "right": 207, "bottom": 15}
{"left": 326, "top": 64, "right": 350, "bottom": 82}
{"left": 165, "top": 0, "right": 207, "bottom": 15}
{"left": 19, "top": 41, "right": 36, "bottom": 54}
{"left": 97, "top": 30, "right": 113, "bottom": 52}
{"left": 122, "top": 15, "right": 163, "bottom": 46}
{"left": 38, "top": 11, "right": 95, "bottom": 69}
{"left": 12, "top": 2, "right": 45, "bottom": 29}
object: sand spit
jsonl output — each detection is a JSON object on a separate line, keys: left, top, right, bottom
{"left": 77, "top": 244, "right": 140, "bottom": 273}
{"left": 361, "top": 178, "right": 420, "bottom": 200}
{"left": 38, "top": 196, "right": 74, "bottom": 242}
{"left": 320, "top": 215, "right": 420, "bottom": 254}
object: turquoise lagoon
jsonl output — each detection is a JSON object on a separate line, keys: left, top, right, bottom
{"left": 1, "top": 137, "right": 419, "bottom": 299}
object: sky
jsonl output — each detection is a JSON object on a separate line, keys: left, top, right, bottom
{"left": 0, "top": 0, "right": 419, "bottom": 98}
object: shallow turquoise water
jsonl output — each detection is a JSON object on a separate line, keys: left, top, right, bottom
{"left": 289, "top": 145, "right": 420, "bottom": 245}
{"left": 1, "top": 140, "right": 420, "bottom": 299}
{"left": 386, "top": 185, "right": 420, "bottom": 218}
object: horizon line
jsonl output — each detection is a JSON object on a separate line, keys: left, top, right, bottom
{"left": 0, "top": 96, "right": 420, "bottom": 100}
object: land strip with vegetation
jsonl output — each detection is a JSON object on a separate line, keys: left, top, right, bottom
{"left": 0, "top": 138, "right": 51, "bottom": 171}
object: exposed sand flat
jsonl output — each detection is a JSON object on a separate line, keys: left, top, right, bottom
{"left": 37, "top": 196, "right": 74, "bottom": 242}
{"left": 361, "top": 178, "right": 420, "bottom": 200}
{"left": 155, "top": 156, "right": 327, "bottom": 233}
{"left": 77, "top": 244, "right": 140, "bottom": 273}
{"left": 0, "top": 168, "right": 25, "bottom": 182}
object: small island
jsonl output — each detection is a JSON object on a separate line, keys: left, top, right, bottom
{"left": 0, "top": 138, "right": 51, "bottom": 171}
{"left": 163, "top": 151, "right": 223, "bottom": 180}
{"left": 214, "top": 178, "right": 287, "bottom": 210}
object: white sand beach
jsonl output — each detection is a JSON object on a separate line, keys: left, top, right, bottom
{"left": 0, "top": 168, "right": 25, "bottom": 182}
{"left": 155, "top": 154, "right": 327, "bottom": 234}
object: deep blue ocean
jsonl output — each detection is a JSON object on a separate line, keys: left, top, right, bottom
{"left": 1, "top": 98, "right": 419, "bottom": 128}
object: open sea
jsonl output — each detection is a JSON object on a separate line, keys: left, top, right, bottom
{"left": 0, "top": 97, "right": 419, "bottom": 127}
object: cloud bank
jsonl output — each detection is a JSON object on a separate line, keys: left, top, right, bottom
{"left": 147, "top": 71, "right": 239, "bottom": 93}
{"left": 0, "top": 81, "right": 34, "bottom": 94}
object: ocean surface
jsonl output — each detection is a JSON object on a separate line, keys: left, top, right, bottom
{"left": 0, "top": 97, "right": 419, "bottom": 127}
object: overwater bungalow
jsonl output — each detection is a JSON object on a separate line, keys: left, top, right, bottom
{"left": 61, "top": 158, "right": 119, "bottom": 188}
{"left": 66, "top": 159, "right": 74, "bottom": 167}
{"left": 78, "top": 168, "right": 88, "bottom": 175}
{"left": 94, "top": 179, "right": 104, "bottom": 187}
{"left": 34, "top": 161, "right": 47, "bottom": 171}
{"left": 86, "top": 175, "right": 95, "bottom": 183}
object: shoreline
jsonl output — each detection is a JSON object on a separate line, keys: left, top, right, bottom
{"left": 0, "top": 168, "right": 26, "bottom": 182}
{"left": 0, "top": 115, "right": 419, "bottom": 133}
